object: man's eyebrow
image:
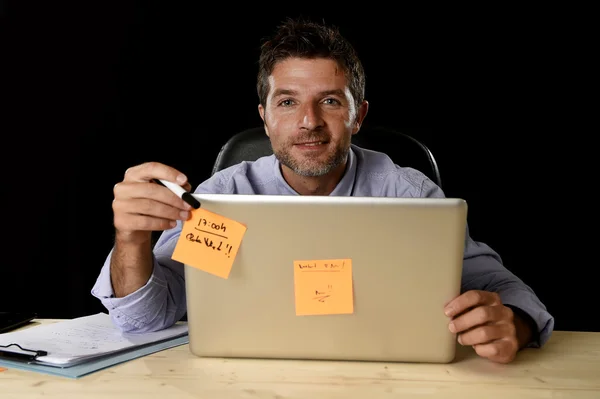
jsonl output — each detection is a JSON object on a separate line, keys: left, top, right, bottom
{"left": 318, "top": 89, "right": 346, "bottom": 97}
{"left": 271, "top": 88, "right": 347, "bottom": 99}
{"left": 271, "top": 89, "right": 298, "bottom": 98}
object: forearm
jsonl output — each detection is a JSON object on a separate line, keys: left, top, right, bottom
{"left": 93, "top": 247, "right": 187, "bottom": 332}
{"left": 110, "top": 234, "right": 154, "bottom": 298}
{"left": 462, "top": 239, "right": 555, "bottom": 347}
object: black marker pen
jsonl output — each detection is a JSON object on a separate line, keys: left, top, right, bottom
{"left": 153, "top": 179, "right": 201, "bottom": 209}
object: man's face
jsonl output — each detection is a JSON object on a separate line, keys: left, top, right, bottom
{"left": 258, "top": 57, "right": 367, "bottom": 177}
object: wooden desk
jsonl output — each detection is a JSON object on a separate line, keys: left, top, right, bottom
{"left": 1, "top": 320, "right": 599, "bottom": 398}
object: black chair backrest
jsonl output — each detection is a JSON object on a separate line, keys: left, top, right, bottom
{"left": 212, "top": 126, "right": 442, "bottom": 188}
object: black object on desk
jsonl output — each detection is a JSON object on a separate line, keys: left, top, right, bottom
{"left": 0, "top": 311, "right": 37, "bottom": 334}
{"left": 0, "top": 343, "right": 47, "bottom": 361}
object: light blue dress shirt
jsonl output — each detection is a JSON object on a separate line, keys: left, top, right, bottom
{"left": 92, "top": 145, "right": 554, "bottom": 347}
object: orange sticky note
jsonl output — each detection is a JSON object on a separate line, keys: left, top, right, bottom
{"left": 172, "top": 208, "right": 247, "bottom": 279}
{"left": 293, "top": 258, "right": 353, "bottom": 316}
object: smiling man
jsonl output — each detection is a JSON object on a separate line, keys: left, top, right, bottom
{"left": 92, "top": 17, "right": 554, "bottom": 364}
{"left": 258, "top": 57, "right": 368, "bottom": 195}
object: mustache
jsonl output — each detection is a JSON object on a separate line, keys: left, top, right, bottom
{"left": 289, "top": 132, "right": 331, "bottom": 144}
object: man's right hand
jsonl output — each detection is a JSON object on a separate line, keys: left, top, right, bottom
{"left": 112, "top": 161, "right": 193, "bottom": 245}
{"left": 109, "top": 162, "right": 194, "bottom": 298}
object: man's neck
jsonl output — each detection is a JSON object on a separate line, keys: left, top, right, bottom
{"left": 281, "top": 162, "right": 347, "bottom": 196}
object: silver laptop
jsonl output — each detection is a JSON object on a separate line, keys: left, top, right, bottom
{"left": 183, "top": 194, "right": 467, "bottom": 363}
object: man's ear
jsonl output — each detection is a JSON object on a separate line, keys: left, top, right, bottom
{"left": 352, "top": 100, "right": 369, "bottom": 135}
{"left": 258, "top": 104, "right": 269, "bottom": 137}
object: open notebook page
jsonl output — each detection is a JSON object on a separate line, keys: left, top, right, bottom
{"left": 0, "top": 313, "right": 188, "bottom": 366}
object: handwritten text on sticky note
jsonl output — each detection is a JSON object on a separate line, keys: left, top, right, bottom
{"left": 293, "top": 259, "right": 353, "bottom": 316}
{"left": 172, "top": 208, "right": 247, "bottom": 279}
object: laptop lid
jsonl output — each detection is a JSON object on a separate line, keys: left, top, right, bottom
{"left": 183, "top": 194, "right": 467, "bottom": 363}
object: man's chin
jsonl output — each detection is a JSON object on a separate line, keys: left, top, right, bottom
{"left": 276, "top": 149, "right": 344, "bottom": 177}
{"left": 293, "top": 167, "right": 331, "bottom": 177}
{"left": 283, "top": 160, "right": 329, "bottom": 177}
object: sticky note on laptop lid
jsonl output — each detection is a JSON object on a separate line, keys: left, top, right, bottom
{"left": 293, "top": 259, "right": 354, "bottom": 316}
{"left": 172, "top": 208, "right": 247, "bottom": 279}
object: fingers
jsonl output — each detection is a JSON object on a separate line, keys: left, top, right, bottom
{"left": 444, "top": 291, "right": 520, "bottom": 363}
{"left": 444, "top": 290, "right": 502, "bottom": 317}
{"left": 112, "top": 162, "right": 194, "bottom": 236}
{"left": 114, "top": 211, "right": 178, "bottom": 232}
{"left": 114, "top": 181, "right": 191, "bottom": 211}
{"left": 456, "top": 322, "right": 516, "bottom": 346}
{"left": 451, "top": 307, "right": 519, "bottom": 363}
{"left": 449, "top": 304, "right": 513, "bottom": 334}
{"left": 113, "top": 197, "right": 191, "bottom": 232}
{"left": 114, "top": 196, "right": 190, "bottom": 222}
{"left": 123, "top": 161, "right": 189, "bottom": 185}
{"left": 114, "top": 206, "right": 189, "bottom": 232}
{"left": 473, "top": 337, "right": 519, "bottom": 364}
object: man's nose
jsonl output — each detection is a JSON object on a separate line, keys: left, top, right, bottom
{"left": 297, "top": 103, "right": 324, "bottom": 130}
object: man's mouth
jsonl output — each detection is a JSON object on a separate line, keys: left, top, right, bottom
{"left": 296, "top": 141, "right": 327, "bottom": 146}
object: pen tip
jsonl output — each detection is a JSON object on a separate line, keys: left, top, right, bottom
{"left": 183, "top": 192, "right": 200, "bottom": 209}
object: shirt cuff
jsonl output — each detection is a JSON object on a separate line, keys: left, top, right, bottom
{"left": 90, "top": 251, "right": 171, "bottom": 332}
{"left": 501, "top": 293, "right": 555, "bottom": 348}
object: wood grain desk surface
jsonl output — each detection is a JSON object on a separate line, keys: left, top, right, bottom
{"left": 1, "top": 319, "right": 599, "bottom": 398}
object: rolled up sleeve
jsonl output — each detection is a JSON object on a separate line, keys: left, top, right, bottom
{"left": 461, "top": 232, "right": 555, "bottom": 347}
{"left": 90, "top": 227, "right": 187, "bottom": 333}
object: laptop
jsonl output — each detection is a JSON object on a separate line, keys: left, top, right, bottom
{"left": 183, "top": 194, "right": 467, "bottom": 363}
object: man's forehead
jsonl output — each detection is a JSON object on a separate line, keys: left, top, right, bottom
{"left": 268, "top": 58, "right": 350, "bottom": 96}
{"left": 272, "top": 57, "right": 343, "bottom": 74}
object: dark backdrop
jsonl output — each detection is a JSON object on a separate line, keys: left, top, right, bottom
{"left": 2, "top": 3, "right": 593, "bottom": 332}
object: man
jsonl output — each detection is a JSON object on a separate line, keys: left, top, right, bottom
{"left": 92, "top": 17, "right": 554, "bottom": 364}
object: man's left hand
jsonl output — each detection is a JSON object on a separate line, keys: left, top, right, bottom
{"left": 444, "top": 290, "right": 531, "bottom": 364}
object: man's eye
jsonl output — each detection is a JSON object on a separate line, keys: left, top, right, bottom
{"left": 323, "top": 98, "right": 341, "bottom": 105}
{"left": 279, "top": 99, "right": 294, "bottom": 107}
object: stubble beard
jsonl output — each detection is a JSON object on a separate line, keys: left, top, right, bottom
{"left": 273, "top": 141, "right": 350, "bottom": 177}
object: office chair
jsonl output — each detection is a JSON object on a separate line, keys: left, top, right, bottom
{"left": 212, "top": 125, "right": 442, "bottom": 188}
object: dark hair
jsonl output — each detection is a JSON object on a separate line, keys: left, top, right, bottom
{"left": 257, "top": 17, "right": 366, "bottom": 112}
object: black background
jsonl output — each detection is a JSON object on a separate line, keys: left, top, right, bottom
{"left": 1, "top": 3, "right": 594, "bottom": 332}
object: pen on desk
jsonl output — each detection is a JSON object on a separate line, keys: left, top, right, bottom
{"left": 0, "top": 343, "right": 47, "bottom": 362}
{"left": 152, "top": 179, "right": 201, "bottom": 209}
